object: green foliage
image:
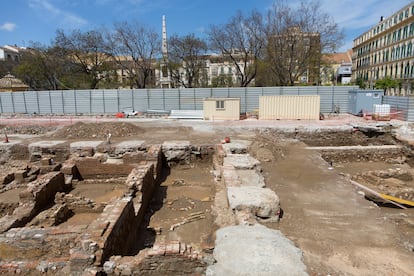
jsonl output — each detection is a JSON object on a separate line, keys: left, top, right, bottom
{"left": 211, "top": 75, "right": 233, "bottom": 87}
{"left": 375, "top": 77, "right": 400, "bottom": 90}
{"left": 355, "top": 77, "right": 366, "bottom": 89}
{"left": 8, "top": 0, "right": 344, "bottom": 89}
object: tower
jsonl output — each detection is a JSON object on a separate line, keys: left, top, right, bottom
{"left": 160, "top": 15, "right": 171, "bottom": 88}
{"left": 162, "top": 15, "right": 168, "bottom": 59}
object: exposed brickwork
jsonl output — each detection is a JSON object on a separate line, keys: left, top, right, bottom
{"left": 0, "top": 172, "right": 66, "bottom": 233}
{"left": 0, "top": 141, "right": 215, "bottom": 275}
{"left": 69, "top": 164, "right": 156, "bottom": 273}
{"left": 104, "top": 241, "right": 207, "bottom": 275}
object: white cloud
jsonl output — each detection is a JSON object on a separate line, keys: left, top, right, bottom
{"left": 0, "top": 22, "right": 17, "bottom": 32}
{"left": 28, "top": 0, "right": 88, "bottom": 27}
{"left": 320, "top": 0, "right": 410, "bottom": 28}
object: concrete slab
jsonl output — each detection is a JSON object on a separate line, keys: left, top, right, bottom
{"left": 223, "top": 154, "right": 260, "bottom": 170}
{"left": 207, "top": 224, "right": 307, "bottom": 276}
{"left": 227, "top": 186, "right": 279, "bottom": 218}
{"left": 222, "top": 140, "right": 251, "bottom": 154}
{"left": 29, "top": 141, "right": 66, "bottom": 152}
{"left": 70, "top": 141, "right": 102, "bottom": 152}
{"left": 162, "top": 140, "right": 190, "bottom": 150}
{"left": 114, "top": 140, "right": 145, "bottom": 155}
{"left": 221, "top": 166, "right": 242, "bottom": 187}
{"left": 222, "top": 167, "right": 265, "bottom": 188}
{"left": 237, "top": 170, "right": 265, "bottom": 188}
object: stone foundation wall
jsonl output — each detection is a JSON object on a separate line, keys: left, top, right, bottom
{"left": 321, "top": 148, "right": 408, "bottom": 163}
{"left": 69, "top": 164, "right": 156, "bottom": 273}
{"left": 103, "top": 241, "right": 207, "bottom": 275}
{"left": 0, "top": 172, "right": 66, "bottom": 233}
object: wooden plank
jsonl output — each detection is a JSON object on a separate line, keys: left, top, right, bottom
{"left": 349, "top": 180, "right": 407, "bottom": 209}
{"left": 380, "top": 194, "right": 414, "bottom": 207}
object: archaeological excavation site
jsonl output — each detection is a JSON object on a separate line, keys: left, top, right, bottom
{"left": 0, "top": 117, "right": 413, "bottom": 275}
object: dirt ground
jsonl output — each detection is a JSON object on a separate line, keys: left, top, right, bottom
{"left": 251, "top": 137, "right": 414, "bottom": 275}
{"left": 0, "top": 116, "right": 413, "bottom": 275}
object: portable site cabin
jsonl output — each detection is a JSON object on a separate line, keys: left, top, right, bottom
{"left": 203, "top": 98, "right": 240, "bottom": 120}
{"left": 259, "top": 95, "right": 320, "bottom": 120}
{"left": 348, "top": 89, "right": 383, "bottom": 115}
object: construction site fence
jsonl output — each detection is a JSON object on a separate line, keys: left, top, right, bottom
{"left": 0, "top": 86, "right": 361, "bottom": 116}
{"left": 382, "top": 95, "right": 414, "bottom": 122}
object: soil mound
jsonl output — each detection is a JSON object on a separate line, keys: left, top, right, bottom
{"left": 0, "top": 124, "right": 56, "bottom": 135}
{"left": 49, "top": 122, "right": 145, "bottom": 139}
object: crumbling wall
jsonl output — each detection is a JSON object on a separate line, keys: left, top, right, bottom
{"left": 103, "top": 241, "right": 207, "bottom": 275}
{"left": 69, "top": 164, "right": 156, "bottom": 274}
{"left": 162, "top": 141, "right": 191, "bottom": 166}
{"left": 0, "top": 223, "right": 86, "bottom": 274}
{"left": 0, "top": 172, "right": 66, "bottom": 233}
{"left": 321, "top": 147, "right": 408, "bottom": 163}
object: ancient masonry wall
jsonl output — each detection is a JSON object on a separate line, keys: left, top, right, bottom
{"left": 0, "top": 171, "right": 66, "bottom": 233}
{"left": 0, "top": 141, "right": 215, "bottom": 275}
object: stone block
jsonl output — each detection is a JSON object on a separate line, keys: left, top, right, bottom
{"left": 227, "top": 186, "right": 280, "bottom": 219}
{"left": 221, "top": 140, "right": 251, "bottom": 155}
{"left": 14, "top": 170, "right": 28, "bottom": 183}
{"left": 1, "top": 173, "right": 14, "bottom": 185}
{"left": 162, "top": 141, "right": 191, "bottom": 165}
{"left": 206, "top": 224, "right": 307, "bottom": 276}
{"left": 223, "top": 154, "right": 261, "bottom": 170}
{"left": 114, "top": 140, "right": 145, "bottom": 155}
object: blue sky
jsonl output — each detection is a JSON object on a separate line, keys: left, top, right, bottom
{"left": 0, "top": 0, "right": 412, "bottom": 52}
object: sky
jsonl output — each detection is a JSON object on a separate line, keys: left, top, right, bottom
{"left": 0, "top": 0, "right": 413, "bottom": 52}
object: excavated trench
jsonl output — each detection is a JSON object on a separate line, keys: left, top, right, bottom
{"left": 0, "top": 124, "right": 412, "bottom": 274}
{"left": 295, "top": 127, "right": 414, "bottom": 204}
{"left": 0, "top": 141, "right": 217, "bottom": 274}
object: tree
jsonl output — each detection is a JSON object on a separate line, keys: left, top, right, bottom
{"left": 168, "top": 34, "right": 208, "bottom": 88}
{"left": 108, "top": 21, "right": 160, "bottom": 88}
{"left": 265, "top": 0, "right": 344, "bottom": 86}
{"left": 54, "top": 28, "right": 114, "bottom": 89}
{"left": 12, "top": 43, "right": 77, "bottom": 90}
{"left": 207, "top": 10, "right": 265, "bottom": 87}
{"left": 0, "top": 58, "right": 18, "bottom": 78}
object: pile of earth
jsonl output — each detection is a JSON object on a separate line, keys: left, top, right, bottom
{"left": 0, "top": 124, "right": 56, "bottom": 135}
{"left": 48, "top": 122, "right": 145, "bottom": 139}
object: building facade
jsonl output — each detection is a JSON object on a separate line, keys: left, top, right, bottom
{"left": 321, "top": 51, "right": 353, "bottom": 85}
{"left": 353, "top": 2, "right": 414, "bottom": 95}
{"left": 0, "top": 45, "right": 21, "bottom": 62}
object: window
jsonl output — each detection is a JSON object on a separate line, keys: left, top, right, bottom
{"left": 216, "top": 100, "right": 225, "bottom": 109}
{"left": 403, "top": 26, "right": 409, "bottom": 39}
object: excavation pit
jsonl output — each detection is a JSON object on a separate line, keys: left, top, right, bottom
{"left": 145, "top": 162, "right": 216, "bottom": 248}
{"left": 0, "top": 139, "right": 217, "bottom": 274}
{"left": 0, "top": 120, "right": 413, "bottom": 275}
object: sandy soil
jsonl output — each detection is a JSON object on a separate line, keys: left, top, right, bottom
{"left": 252, "top": 138, "right": 414, "bottom": 275}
